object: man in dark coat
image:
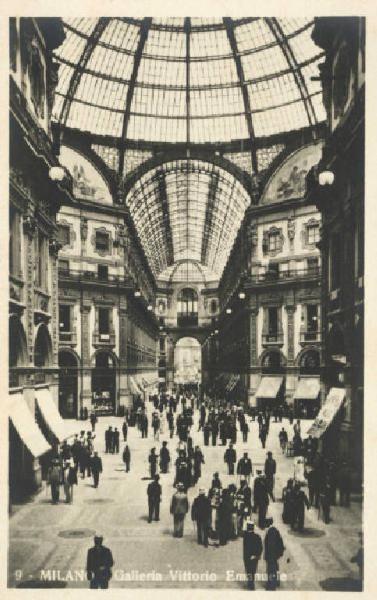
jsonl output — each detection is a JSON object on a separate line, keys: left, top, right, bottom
{"left": 264, "top": 451, "right": 277, "bottom": 501}
{"left": 241, "top": 420, "right": 249, "bottom": 443}
{"left": 122, "top": 419, "right": 128, "bottom": 442}
{"left": 147, "top": 474, "right": 162, "bottom": 522}
{"left": 264, "top": 518, "right": 284, "bottom": 590}
{"left": 224, "top": 443, "right": 237, "bottom": 475}
{"left": 338, "top": 460, "right": 352, "bottom": 507}
{"left": 122, "top": 445, "right": 131, "bottom": 472}
{"left": 211, "top": 419, "right": 219, "bottom": 446}
{"left": 148, "top": 448, "right": 158, "bottom": 479}
{"left": 193, "top": 446, "right": 205, "bottom": 483}
{"left": 198, "top": 405, "right": 206, "bottom": 431}
{"left": 253, "top": 470, "right": 270, "bottom": 529}
{"left": 86, "top": 535, "right": 114, "bottom": 589}
{"left": 191, "top": 489, "right": 211, "bottom": 547}
{"left": 259, "top": 423, "right": 268, "bottom": 449}
{"left": 237, "top": 452, "right": 253, "bottom": 485}
{"left": 243, "top": 521, "right": 263, "bottom": 590}
{"left": 292, "top": 483, "right": 310, "bottom": 531}
{"left": 90, "top": 451, "right": 103, "bottom": 488}
{"left": 203, "top": 422, "right": 211, "bottom": 446}
{"left": 113, "top": 428, "right": 120, "bottom": 453}
{"left": 159, "top": 441, "right": 170, "bottom": 474}
{"left": 105, "top": 427, "right": 112, "bottom": 453}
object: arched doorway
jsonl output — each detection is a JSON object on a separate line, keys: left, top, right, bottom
{"left": 58, "top": 350, "right": 79, "bottom": 418}
{"left": 91, "top": 351, "right": 117, "bottom": 415}
{"left": 9, "top": 315, "right": 28, "bottom": 387}
{"left": 177, "top": 288, "right": 198, "bottom": 327}
{"left": 174, "top": 337, "right": 201, "bottom": 393}
{"left": 34, "top": 323, "right": 53, "bottom": 367}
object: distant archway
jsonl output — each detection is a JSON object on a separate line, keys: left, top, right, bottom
{"left": 9, "top": 315, "right": 28, "bottom": 368}
{"left": 58, "top": 349, "right": 79, "bottom": 418}
{"left": 298, "top": 348, "right": 320, "bottom": 375}
{"left": 174, "top": 337, "right": 202, "bottom": 386}
{"left": 260, "top": 349, "right": 286, "bottom": 374}
{"left": 91, "top": 350, "right": 117, "bottom": 415}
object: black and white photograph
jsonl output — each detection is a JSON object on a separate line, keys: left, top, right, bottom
{"left": 7, "top": 10, "right": 365, "bottom": 592}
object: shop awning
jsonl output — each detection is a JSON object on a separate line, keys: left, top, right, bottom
{"left": 294, "top": 377, "right": 320, "bottom": 400}
{"left": 256, "top": 376, "right": 283, "bottom": 399}
{"left": 35, "top": 388, "right": 77, "bottom": 442}
{"left": 130, "top": 376, "right": 144, "bottom": 395}
{"left": 9, "top": 393, "right": 51, "bottom": 457}
{"left": 307, "top": 387, "right": 346, "bottom": 438}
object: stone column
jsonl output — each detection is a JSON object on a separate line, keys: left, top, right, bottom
{"left": 165, "top": 336, "right": 175, "bottom": 390}
{"left": 285, "top": 305, "right": 297, "bottom": 406}
{"left": 248, "top": 307, "right": 260, "bottom": 407}
{"left": 119, "top": 304, "right": 132, "bottom": 411}
{"left": 23, "top": 216, "right": 36, "bottom": 364}
{"left": 80, "top": 304, "right": 92, "bottom": 413}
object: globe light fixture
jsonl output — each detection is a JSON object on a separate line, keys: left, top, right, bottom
{"left": 318, "top": 170, "right": 335, "bottom": 186}
{"left": 49, "top": 165, "right": 65, "bottom": 182}
{"left": 238, "top": 291, "right": 246, "bottom": 300}
{"left": 226, "top": 308, "right": 232, "bottom": 315}
{"left": 134, "top": 289, "right": 141, "bottom": 297}
{"left": 147, "top": 304, "right": 153, "bottom": 311}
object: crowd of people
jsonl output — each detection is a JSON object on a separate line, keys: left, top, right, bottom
{"left": 43, "top": 387, "right": 356, "bottom": 590}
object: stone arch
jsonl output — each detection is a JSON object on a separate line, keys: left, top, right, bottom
{"left": 9, "top": 314, "right": 28, "bottom": 367}
{"left": 259, "top": 348, "right": 287, "bottom": 373}
{"left": 33, "top": 323, "right": 53, "bottom": 367}
{"left": 296, "top": 347, "right": 321, "bottom": 374}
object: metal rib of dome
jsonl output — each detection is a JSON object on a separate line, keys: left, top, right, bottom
{"left": 53, "top": 17, "right": 325, "bottom": 148}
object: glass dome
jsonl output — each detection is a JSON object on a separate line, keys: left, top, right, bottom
{"left": 53, "top": 17, "right": 325, "bottom": 150}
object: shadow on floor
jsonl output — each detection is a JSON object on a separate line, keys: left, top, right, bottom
{"left": 319, "top": 577, "right": 362, "bottom": 591}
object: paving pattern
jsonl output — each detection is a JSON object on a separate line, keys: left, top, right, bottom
{"left": 8, "top": 404, "right": 362, "bottom": 590}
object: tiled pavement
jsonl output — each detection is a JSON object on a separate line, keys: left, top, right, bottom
{"left": 8, "top": 405, "right": 362, "bottom": 590}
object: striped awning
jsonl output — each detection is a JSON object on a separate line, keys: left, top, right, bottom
{"left": 294, "top": 377, "right": 320, "bottom": 400}
{"left": 256, "top": 376, "right": 283, "bottom": 399}
{"left": 9, "top": 393, "right": 51, "bottom": 457}
{"left": 35, "top": 388, "right": 78, "bottom": 442}
{"left": 307, "top": 387, "right": 346, "bottom": 438}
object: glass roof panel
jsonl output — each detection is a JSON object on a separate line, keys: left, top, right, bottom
{"left": 138, "top": 57, "right": 186, "bottom": 85}
{"left": 190, "top": 57, "right": 238, "bottom": 86}
{"left": 53, "top": 17, "right": 325, "bottom": 144}
{"left": 125, "top": 159, "right": 251, "bottom": 278}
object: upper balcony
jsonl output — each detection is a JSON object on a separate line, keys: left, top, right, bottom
{"left": 249, "top": 266, "right": 320, "bottom": 285}
{"left": 58, "top": 267, "right": 134, "bottom": 288}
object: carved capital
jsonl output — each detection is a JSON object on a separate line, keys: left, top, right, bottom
{"left": 49, "top": 237, "right": 62, "bottom": 257}
{"left": 23, "top": 215, "right": 37, "bottom": 238}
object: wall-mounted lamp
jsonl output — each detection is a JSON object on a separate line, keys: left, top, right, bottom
{"left": 147, "top": 304, "right": 153, "bottom": 311}
{"left": 318, "top": 170, "right": 335, "bottom": 186}
{"left": 226, "top": 308, "right": 232, "bottom": 315}
{"left": 49, "top": 166, "right": 65, "bottom": 182}
{"left": 134, "top": 289, "right": 141, "bottom": 297}
{"left": 238, "top": 291, "right": 246, "bottom": 300}
{"left": 214, "top": 329, "right": 219, "bottom": 335}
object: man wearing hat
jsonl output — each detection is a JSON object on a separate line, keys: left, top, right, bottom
{"left": 86, "top": 535, "right": 114, "bottom": 589}
{"left": 243, "top": 521, "right": 263, "bottom": 590}
{"left": 253, "top": 470, "right": 270, "bottom": 529}
{"left": 159, "top": 441, "right": 170, "bottom": 474}
{"left": 191, "top": 489, "right": 211, "bottom": 547}
{"left": 224, "top": 443, "right": 237, "bottom": 475}
{"left": 170, "top": 483, "right": 189, "bottom": 537}
{"left": 147, "top": 474, "right": 162, "bottom": 522}
{"left": 47, "top": 458, "right": 63, "bottom": 504}
{"left": 237, "top": 452, "right": 253, "bottom": 485}
{"left": 264, "top": 518, "right": 285, "bottom": 590}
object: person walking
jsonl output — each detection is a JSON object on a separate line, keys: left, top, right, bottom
{"left": 211, "top": 419, "right": 219, "bottom": 446}
{"left": 264, "top": 451, "right": 276, "bottom": 501}
{"left": 170, "top": 483, "right": 189, "bottom": 538}
{"left": 218, "top": 488, "right": 233, "bottom": 545}
{"left": 113, "top": 428, "right": 120, "bottom": 453}
{"left": 149, "top": 448, "right": 158, "bottom": 479}
{"left": 264, "top": 518, "right": 285, "bottom": 590}
{"left": 105, "top": 426, "right": 112, "bottom": 453}
{"left": 243, "top": 521, "right": 263, "bottom": 590}
{"left": 47, "top": 458, "right": 63, "bottom": 504}
{"left": 241, "top": 420, "right": 249, "bottom": 443}
{"left": 90, "top": 411, "right": 97, "bottom": 433}
{"left": 191, "top": 488, "right": 211, "bottom": 547}
{"left": 90, "top": 451, "right": 103, "bottom": 488}
{"left": 237, "top": 452, "right": 253, "bottom": 485}
{"left": 259, "top": 423, "right": 268, "bottom": 449}
{"left": 278, "top": 427, "right": 288, "bottom": 454}
{"left": 338, "top": 460, "right": 352, "bottom": 507}
{"left": 203, "top": 421, "right": 211, "bottom": 446}
{"left": 224, "top": 443, "right": 237, "bottom": 475}
{"left": 319, "top": 476, "right": 332, "bottom": 524}
{"left": 86, "top": 535, "right": 114, "bottom": 589}
{"left": 253, "top": 470, "right": 270, "bottom": 529}
{"left": 122, "top": 418, "right": 128, "bottom": 442}
{"left": 122, "top": 445, "right": 131, "bottom": 472}
{"left": 193, "top": 446, "right": 205, "bottom": 483}
{"left": 282, "top": 479, "right": 295, "bottom": 525}
{"left": 147, "top": 474, "right": 162, "bottom": 522}
{"left": 292, "top": 483, "right": 310, "bottom": 531}
{"left": 159, "top": 441, "right": 170, "bottom": 474}
{"left": 62, "top": 459, "right": 77, "bottom": 504}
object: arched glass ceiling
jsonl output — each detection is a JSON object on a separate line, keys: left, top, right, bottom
{"left": 53, "top": 17, "right": 325, "bottom": 152}
{"left": 126, "top": 159, "right": 250, "bottom": 278}
{"left": 159, "top": 260, "right": 218, "bottom": 284}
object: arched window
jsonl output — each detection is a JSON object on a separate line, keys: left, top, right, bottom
{"left": 299, "top": 349, "right": 320, "bottom": 375}
{"left": 177, "top": 288, "right": 198, "bottom": 327}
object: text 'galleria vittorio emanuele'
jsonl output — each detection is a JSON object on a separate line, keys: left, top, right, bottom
{"left": 8, "top": 17, "right": 364, "bottom": 591}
